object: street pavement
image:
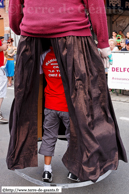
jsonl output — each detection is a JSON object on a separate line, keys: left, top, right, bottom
{"left": 0, "top": 86, "right": 129, "bottom": 194}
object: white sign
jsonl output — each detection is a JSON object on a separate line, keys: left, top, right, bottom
{"left": 108, "top": 52, "right": 129, "bottom": 90}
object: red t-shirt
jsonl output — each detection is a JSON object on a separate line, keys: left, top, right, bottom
{"left": 42, "top": 47, "right": 68, "bottom": 112}
{"left": 0, "top": 40, "right": 4, "bottom": 67}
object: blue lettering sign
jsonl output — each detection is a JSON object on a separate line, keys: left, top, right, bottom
{"left": 0, "top": 0, "right": 4, "bottom": 8}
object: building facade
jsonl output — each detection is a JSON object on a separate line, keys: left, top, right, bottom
{"left": 0, "top": 0, "right": 9, "bottom": 35}
{"left": 106, "top": 0, "right": 129, "bottom": 37}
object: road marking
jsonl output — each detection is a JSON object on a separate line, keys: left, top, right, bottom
{"left": 119, "top": 117, "right": 129, "bottom": 121}
{"left": 7, "top": 87, "right": 14, "bottom": 90}
{"left": 15, "top": 169, "right": 112, "bottom": 188}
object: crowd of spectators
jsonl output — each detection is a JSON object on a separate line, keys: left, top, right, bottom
{"left": 109, "top": 31, "right": 129, "bottom": 52}
{"left": 107, "top": 31, "right": 129, "bottom": 92}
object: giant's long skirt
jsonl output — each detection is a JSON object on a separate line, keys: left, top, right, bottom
{"left": 6, "top": 36, "right": 127, "bottom": 182}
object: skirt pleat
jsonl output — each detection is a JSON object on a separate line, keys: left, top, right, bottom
{"left": 7, "top": 36, "right": 42, "bottom": 169}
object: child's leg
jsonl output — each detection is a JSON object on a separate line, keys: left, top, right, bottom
{"left": 59, "top": 111, "right": 80, "bottom": 181}
{"left": 7, "top": 76, "right": 9, "bottom": 83}
{"left": 59, "top": 111, "right": 70, "bottom": 145}
{"left": 44, "top": 156, "right": 52, "bottom": 173}
{"left": 0, "top": 98, "right": 3, "bottom": 110}
{"left": 44, "top": 156, "right": 52, "bottom": 165}
{"left": 8, "top": 77, "right": 12, "bottom": 85}
{"left": 39, "top": 109, "right": 60, "bottom": 172}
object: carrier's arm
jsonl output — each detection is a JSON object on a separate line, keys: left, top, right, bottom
{"left": 9, "top": 0, "right": 24, "bottom": 35}
{"left": 0, "top": 43, "right": 7, "bottom": 52}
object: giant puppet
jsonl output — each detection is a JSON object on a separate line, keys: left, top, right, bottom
{"left": 6, "top": 0, "right": 127, "bottom": 182}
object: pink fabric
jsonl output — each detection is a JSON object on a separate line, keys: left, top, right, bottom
{"left": 0, "top": 40, "right": 4, "bottom": 67}
{"left": 9, "top": 0, "right": 109, "bottom": 48}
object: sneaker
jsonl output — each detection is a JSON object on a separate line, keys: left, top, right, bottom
{"left": 7, "top": 83, "right": 12, "bottom": 87}
{"left": 0, "top": 112, "right": 8, "bottom": 124}
{"left": 42, "top": 171, "right": 53, "bottom": 182}
{"left": 67, "top": 172, "right": 80, "bottom": 182}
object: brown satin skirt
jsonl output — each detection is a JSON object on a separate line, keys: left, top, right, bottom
{"left": 6, "top": 36, "right": 127, "bottom": 182}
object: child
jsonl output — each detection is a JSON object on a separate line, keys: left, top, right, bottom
{"left": 39, "top": 46, "right": 70, "bottom": 182}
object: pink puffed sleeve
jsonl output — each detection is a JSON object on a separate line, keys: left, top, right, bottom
{"left": 83, "top": 0, "right": 109, "bottom": 48}
{"left": 9, "top": 0, "right": 24, "bottom": 35}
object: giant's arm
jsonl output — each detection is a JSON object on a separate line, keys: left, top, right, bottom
{"left": 9, "top": 0, "right": 24, "bottom": 35}
{"left": 83, "top": 0, "right": 109, "bottom": 48}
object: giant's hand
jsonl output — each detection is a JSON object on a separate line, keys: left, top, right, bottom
{"left": 100, "top": 47, "right": 113, "bottom": 66}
